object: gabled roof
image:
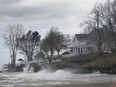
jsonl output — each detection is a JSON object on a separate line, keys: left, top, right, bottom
{"left": 18, "top": 58, "right": 24, "bottom": 61}
{"left": 74, "top": 34, "right": 89, "bottom": 41}
{"left": 34, "top": 51, "right": 45, "bottom": 58}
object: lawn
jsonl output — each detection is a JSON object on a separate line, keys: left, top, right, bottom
{"left": 54, "top": 53, "right": 116, "bottom": 67}
{"left": 82, "top": 53, "right": 116, "bottom": 67}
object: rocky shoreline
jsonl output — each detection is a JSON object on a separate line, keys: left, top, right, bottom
{"left": 41, "top": 83, "right": 116, "bottom": 87}
{"left": 2, "top": 63, "right": 116, "bottom": 74}
{"left": 38, "top": 64, "right": 116, "bottom": 74}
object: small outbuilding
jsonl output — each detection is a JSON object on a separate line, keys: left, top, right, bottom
{"left": 34, "top": 51, "right": 45, "bottom": 62}
{"left": 18, "top": 58, "right": 24, "bottom": 61}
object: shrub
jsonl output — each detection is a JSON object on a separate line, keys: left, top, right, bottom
{"left": 111, "top": 48, "right": 116, "bottom": 53}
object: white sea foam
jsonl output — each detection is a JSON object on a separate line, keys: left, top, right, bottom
{"left": 12, "top": 69, "right": 73, "bottom": 81}
{"left": 14, "top": 70, "right": 106, "bottom": 83}
{"left": 0, "top": 69, "right": 107, "bottom": 82}
{"left": 0, "top": 69, "right": 116, "bottom": 87}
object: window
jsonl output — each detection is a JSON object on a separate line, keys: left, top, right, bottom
{"left": 78, "top": 48, "right": 80, "bottom": 54}
{"left": 76, "top": 48, "right": 78, "bottom": 53}
{"left": 71, "top": 48, "right": 74, "bottom": 53}
{"left": 81, "top": 48, "right": 83, "bottom": 53}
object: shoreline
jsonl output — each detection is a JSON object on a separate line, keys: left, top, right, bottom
{"left": 1, "top": 83, "right": 115, "bottom": 87}
{"left": 43, "top": 83, "right": 116, "bottom": 87}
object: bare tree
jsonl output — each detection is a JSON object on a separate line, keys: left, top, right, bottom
{"left": 82, "top": 3, "right": 105, "bottom": 54}
{"left": 55, "top": 33, "right": 70, "bottom": 56}
{"left": 40, "top": 38, "right": 49, "bottom": 56}
{"left": 44, "top": 27, "right": 58, "bottom": 63}
{"left": 17, "top": 30, "right": 41, "bottom": 61}
{"left": 82, "top": 0, "right": 116, "bottom": 54}
{"left": 41, "top": 27, "right": 70, "bottom": 63}
{"left": 2, "top": 24, "right": 24, "bottom": 70}
{"left": 101, "top": 0, "right": 116, "bottom": 46}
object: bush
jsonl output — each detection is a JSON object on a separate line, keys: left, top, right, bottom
{"left": 111, "top": 48, "right": 116, "bottom": 53}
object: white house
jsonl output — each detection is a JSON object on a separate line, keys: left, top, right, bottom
{"left": 69, "top": 31, "right": 115, "bottom": 56}
{"left": 69, "top": 34, "right": 97, "bottom": 55}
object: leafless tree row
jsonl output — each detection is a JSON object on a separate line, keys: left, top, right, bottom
{"left": 82, "top": 0, "right": 116, "bottom": 54}
{"left": 2, "top": 25, "right": 70, "bottom": 70}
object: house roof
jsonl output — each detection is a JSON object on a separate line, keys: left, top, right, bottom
{"left": 68, "top": 34, "right": 89, "bottom": 47}
{"left": 18, "top": 58, "right": 24, "bottom": 61}
{"left": 34, "top": 51, "right": 45, "bottom": 58}
{"left": 74, "top": 34, "right": 89, "bottom": 41}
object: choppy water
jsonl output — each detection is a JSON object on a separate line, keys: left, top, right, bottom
{"left": 0, "top": 69, "right": 116, "bottom": 87}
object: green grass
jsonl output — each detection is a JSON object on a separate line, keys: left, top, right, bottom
{"left": 45, "top": 53, "right": 116, "bottom": 67}
{"left": 52, "top": 60, "right": 67, "bottom": 65}
{"left": 82, "top": 53, "right": 116, "bottom": 67}
{"left": 55, "top": 53, "right": 116, "bottom": 67}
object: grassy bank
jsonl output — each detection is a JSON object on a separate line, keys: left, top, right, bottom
{"left": 82, "top": 53, "right": 116, "bottom": 67}
{"left": 55, "top": 53, "right": 116, "bottom": 67}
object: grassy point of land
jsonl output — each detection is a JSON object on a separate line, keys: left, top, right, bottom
{"left": 54, "top": 53, "right": 116, "bottom": 67}
{"left": 83, "top": 53, "right": 116, "bottom": 67}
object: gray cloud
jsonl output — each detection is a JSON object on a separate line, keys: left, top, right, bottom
{"left": 0, "top": 0, "right": 108, "bottom": 66}
{"left": 0, "top": 0, "right": 23, "bottom": 5}
{"left": 0, "top": 0, "right": 72, "bottom": 21}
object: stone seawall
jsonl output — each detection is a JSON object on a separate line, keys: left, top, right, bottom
{"left": 40, "top": 64, "right": 116, "bottom": 74}
{"left": 64, "top": 66, "right": 116, "bottom": 74}
{"left": 14, "top": 63, "right": 116, "bottom": 74}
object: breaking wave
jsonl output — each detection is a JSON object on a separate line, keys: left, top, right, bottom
{"left": 0, "top": 69, "right": 116, "bottom": 87}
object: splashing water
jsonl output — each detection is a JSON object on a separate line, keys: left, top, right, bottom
{"left": 0, "top": 69, "right": 116, "bottom": 87}
{"left": 15, "top": 69, "right": 73, "bottom": 81}
{"left": 23, "top": 63, "right": 34, "bottom": 73}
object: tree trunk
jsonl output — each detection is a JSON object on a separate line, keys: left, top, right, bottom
{"left": 26, "top": 56, "right": 33, "bottom": 71}
{"left": 28, "top": 57, "right": 33, "bottom": 61}
{"left": 48, "top": 58, "right": 52, "bottom": 64}
{"left": 113, "top": 39, "right": 116, "bottom": 47}
{"left": 11, "top": 52, "right": 16, "bottom": 71}
{"left": 49, "top": 51, "right": 53, "bottom": 64}
{"left": 11, "top": 58, "right": 15, "bottom": 71}
{"left": 57, "top": 51, "right": 60, "bottom": 56}
{"left": 97, "top": 42, "right": 102, "bottom": 54}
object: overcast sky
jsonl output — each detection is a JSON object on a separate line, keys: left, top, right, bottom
{"left": 0, "top": 0, "right": 107, "bottom": 69}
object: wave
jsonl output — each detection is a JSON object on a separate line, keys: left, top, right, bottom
{"left": 12, "top": 69, "right": 73, "bottom": 81}
{"left": 0, "top": 69, "right": 107, "bottom": 81}
{"left": 0, "top": 69, "right": 116, "bottom": 87}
